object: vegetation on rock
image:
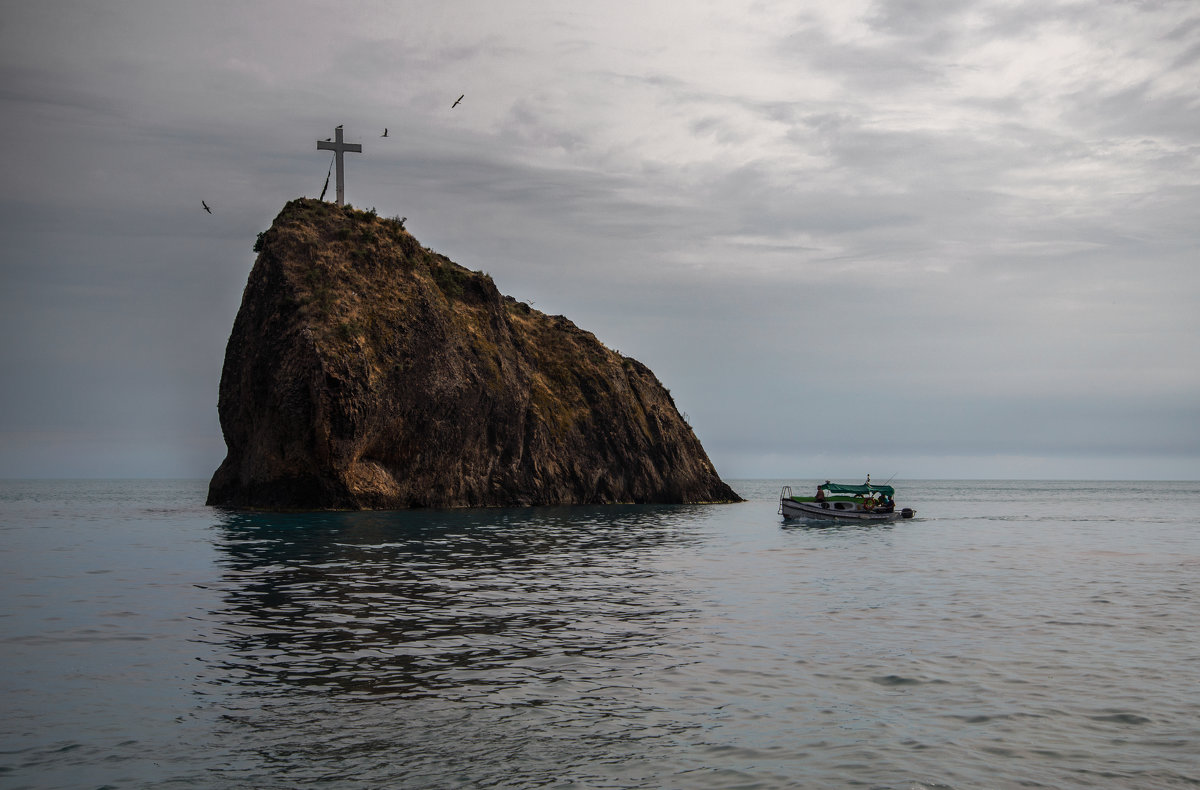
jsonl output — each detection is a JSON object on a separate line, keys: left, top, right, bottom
{"left": 208, "top": 198, "right": 740, "bottom": 509}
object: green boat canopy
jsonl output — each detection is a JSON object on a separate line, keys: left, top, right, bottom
{"left": 820, "top": 482, "right": 895, "bottom": 497}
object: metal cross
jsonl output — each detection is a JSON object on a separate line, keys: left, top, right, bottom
{"left": 316, "top": 125, "right": 362, "bottom": 207}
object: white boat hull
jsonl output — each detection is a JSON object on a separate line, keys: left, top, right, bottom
{"left": 780, "top": 497, "right": 914, "bottom": 522}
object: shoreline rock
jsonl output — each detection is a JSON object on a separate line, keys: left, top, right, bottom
{"left": 207, "top": 199, "right": 741, "bottom": 510}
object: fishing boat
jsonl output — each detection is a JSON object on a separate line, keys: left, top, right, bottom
{"left": 779, "top": 478, "right": 916, "bottom": 521}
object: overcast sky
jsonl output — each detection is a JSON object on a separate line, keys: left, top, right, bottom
{"left": 1, "top": 0, "right": 1197, "bottom": 481}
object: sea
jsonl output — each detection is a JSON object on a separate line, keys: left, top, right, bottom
{"left": 1, "top": 478, "right": 1197, "bottom": 789}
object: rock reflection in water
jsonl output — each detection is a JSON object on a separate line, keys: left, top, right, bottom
{"left": 200, "top": 505, "right": 713, "bottom": 786}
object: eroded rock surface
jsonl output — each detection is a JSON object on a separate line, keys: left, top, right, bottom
{"left": 207, "top": 199, "right": 740, "bottom": 509}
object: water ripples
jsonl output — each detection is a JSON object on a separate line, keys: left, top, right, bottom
{"left": 3, "top": 480, "right": 1199, "bottom": 788}
{"left": 204, "top": 508, "right": 704, "bottom": 699}
{"left": 186, "top": 507, "right": 724, "bottom": 788}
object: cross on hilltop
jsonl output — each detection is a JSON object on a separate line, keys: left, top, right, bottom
{"left": 317, "top": 125, "right": 362, "bottom": 206}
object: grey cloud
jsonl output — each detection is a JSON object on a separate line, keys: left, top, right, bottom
{"left": 864, "top": 0, "right": 976, "bottom": 44}
{"left": 1067, "top": 79, "right": 1200, "bottom": 139}
{"left": 1, "top": 0, "right": 1197, "bottom": 480}
{"left": 776, "top": 24, "right": 943, "bottom": 90}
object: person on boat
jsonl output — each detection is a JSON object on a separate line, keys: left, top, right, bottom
{"left": 814, "top": 484, "right": 826, "bottom": 502}
{"left": 881, "top": 495, "right": 895, "bottom": 513}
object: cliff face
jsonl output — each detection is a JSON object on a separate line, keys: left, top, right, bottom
{"left": 207, "top": 199, "right": 740, "bottom": 510}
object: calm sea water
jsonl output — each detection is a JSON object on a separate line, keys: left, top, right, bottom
{"left": 1, "top": 479, "right": 1197, "bottom": 789}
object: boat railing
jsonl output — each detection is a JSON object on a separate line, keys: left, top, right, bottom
{"left": 778, "top": 485, "right": 791, "bottom": 514}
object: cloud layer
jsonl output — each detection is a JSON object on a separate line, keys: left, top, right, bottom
{"left": 2, "top": 0, "right": 1198, "bottom": 479}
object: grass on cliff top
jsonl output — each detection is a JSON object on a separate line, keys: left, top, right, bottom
{"left": 254, "top": 199, "right": 543, "bottom": 371}
{"left": 246, "top": 198, "right": 680, "bottom": 447}
{"left": 257, "top": 198, "right": 506, "bottom": 311}
{"left": 254, "top": 198, "right": 636, "bottom": 385}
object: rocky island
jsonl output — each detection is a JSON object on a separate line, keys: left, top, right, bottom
{"left": 207, "top": 198, "right": 740, "bottom": 510}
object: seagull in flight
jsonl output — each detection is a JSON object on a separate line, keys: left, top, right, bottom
{"left": 381, "top": 128, "right": 388, "bottom": 137}
{"left": 202, "top": 200, "right": 212, "bottom": 214}
{"left": 452, "top": 94, "right": 464, "bottom": 108}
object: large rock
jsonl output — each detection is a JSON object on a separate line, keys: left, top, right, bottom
{"left": 207, "top": 199, "right": 741, "bottom": 510}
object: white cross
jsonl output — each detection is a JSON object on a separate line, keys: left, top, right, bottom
{"left": 317, "top": 125, "right": 362, "bottom": 207}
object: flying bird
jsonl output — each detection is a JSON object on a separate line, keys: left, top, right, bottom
{"left": 452, "top": 94, "right": 464, "bottom": 108}
{"left": 202, "top": 200, "right": 212, "bottom": 214}
{"left": 381, "top": 128, "right": 388, "bottom": 137}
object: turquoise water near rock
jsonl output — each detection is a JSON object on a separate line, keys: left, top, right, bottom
{"left": 2, "top": 479, "right": 1197, "bottom": 788}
